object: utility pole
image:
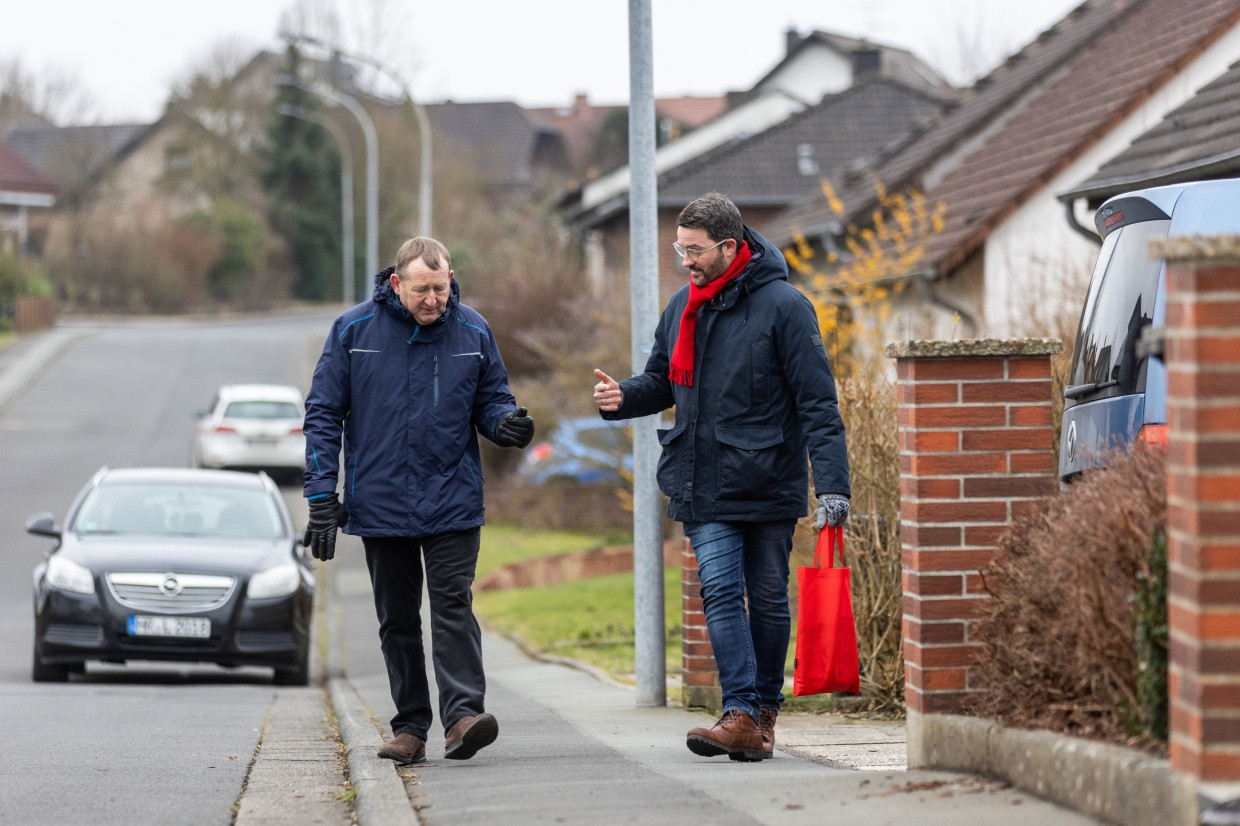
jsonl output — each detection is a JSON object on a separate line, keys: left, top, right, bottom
{"left": 628, "top": 0, "right": 665, "bottom": 708}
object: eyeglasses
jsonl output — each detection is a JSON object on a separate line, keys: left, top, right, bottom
{"left": 673, "top": 238, "right": 727, "bottom": 260}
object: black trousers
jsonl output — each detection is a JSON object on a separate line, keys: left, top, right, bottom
{"left": 362, "top": 529, "right": 485, "bottom": 740}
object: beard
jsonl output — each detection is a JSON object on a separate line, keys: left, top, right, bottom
{"left": 690, "top": 252, "right": 729, "bottom": 287}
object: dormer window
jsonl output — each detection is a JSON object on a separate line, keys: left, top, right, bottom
{"left": 797, "top": 144, "right": 819, "bottom": 176}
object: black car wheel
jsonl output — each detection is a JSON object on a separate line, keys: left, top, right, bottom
{"left": 272, "top": 635, "right": 310, "bottom": 686}
{"left": 273, "top": 657, "right": 309, "bottom": 686}
{"left": 31, "top": 642, "right": 70, "bottom": 683}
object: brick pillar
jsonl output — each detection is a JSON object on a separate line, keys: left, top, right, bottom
{"left": 681, "top": 539, "right": 721, "bottom": 709}
{"left": 1156, "top": 237, "right": 1240, "bottom": 783}
{"left": 887, "top": 339, "right": 1062, "bottom": 714}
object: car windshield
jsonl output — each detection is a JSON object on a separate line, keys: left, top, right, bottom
{"left": 1067, "top": 218, "right": 1169, "bottom": 399}
{"left": 223, "top": 401, "right": 302, "bottom": 420}
{"left": 71, "top": 483, "right": 284, "bottom": 540}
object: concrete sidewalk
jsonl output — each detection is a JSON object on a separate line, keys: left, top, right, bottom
{"left": 233, "top": 538, "right": 1101, "bottom": 826}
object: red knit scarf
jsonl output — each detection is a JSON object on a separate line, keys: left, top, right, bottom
{"left": 668, "top": 241, "right": 752, "bottom": 386}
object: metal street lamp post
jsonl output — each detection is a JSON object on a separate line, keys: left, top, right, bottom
{"left": 277, "top": 104, "right": 355, "bottom": 303}
{"left": 276, "top": 73, "right": 379, "bottom": 286}
{"left": 279, "top": 32, "right": 432, "bottom": 237}
{"left": 327, "top": 88, "right": 378, "bottom": 281}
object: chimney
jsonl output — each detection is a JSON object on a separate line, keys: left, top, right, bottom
{"left": 852, "top": 46, "right": 881, "bottom": 79}
{"left": 785, "top": 27, "right": 802, "bottom": 57}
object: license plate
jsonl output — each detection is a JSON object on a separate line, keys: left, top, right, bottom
{"left": 245, "top": 435, "right": 278, "bottom": 446}
{"left": 128, "top": 615, "right": 211, "bottom": 638}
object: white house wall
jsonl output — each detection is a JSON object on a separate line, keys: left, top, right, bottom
{"left": 753, "top": 48, "right": 853, "bottom": 104}
{"left": 981, "top": 19, "right": 1240, "bottom": 341}
{"left": 579, "top": 91, "right": 805, "bottom": 211}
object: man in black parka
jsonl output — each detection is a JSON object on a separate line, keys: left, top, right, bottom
{"left": 592, "top": 192, "right": 850, "bottom": 761}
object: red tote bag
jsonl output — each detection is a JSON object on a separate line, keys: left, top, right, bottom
{"left": 792, "top": 525, "right": 861, "bottom": 696}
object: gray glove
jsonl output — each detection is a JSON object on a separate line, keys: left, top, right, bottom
{"left": 814, "top": 494, "right": 850, "bottom": 530}
{"left": 496, "top": 406, "right": 535, "bottom": 448}
{"left": 304, "top": 492, "right": 346, "bottom": 561}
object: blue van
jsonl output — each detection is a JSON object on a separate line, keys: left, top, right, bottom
{"left": 1059, "top": 178, "right": 1240, "bottom": 483}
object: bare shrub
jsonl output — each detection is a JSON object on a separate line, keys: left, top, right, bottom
{"left": 970, "top": 447, "right": 1167, "bottom": 751}
{"left": 789, "top": 361, "right": 903, "bottom": 713}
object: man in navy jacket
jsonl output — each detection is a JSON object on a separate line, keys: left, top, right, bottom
{"left": 303, "top": 236, "right": 534, "bottom": 765}
{"left": 593, "top": 193, "right": 850, "bottom": 761}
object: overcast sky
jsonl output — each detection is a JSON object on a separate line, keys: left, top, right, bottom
{"left": 3, "top": 0, "right": 1081, "bottom": 124}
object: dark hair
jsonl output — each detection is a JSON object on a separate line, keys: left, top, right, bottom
{"left": 677, "top": 192, "right": 743, "bottom": 246}
{"left": 395, "top": 236, "right": 451, "bottom": 277}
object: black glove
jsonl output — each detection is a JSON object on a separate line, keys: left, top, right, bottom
{"left": 304, "top": 492, "right": 345, "bottom": 561}
{"left": 496, "top": 406, "right": 535, "bottom": 448}
{"left": 814, "top": 494, "right": 850, "bottom": 530}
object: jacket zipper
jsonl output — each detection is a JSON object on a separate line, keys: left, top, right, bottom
{"left": 433, "top": 355, "right": 439, "bottom": 407}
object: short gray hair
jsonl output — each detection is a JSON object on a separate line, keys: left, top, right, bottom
{"left": 395, "top": 236, "right": 451, "bottom": 277}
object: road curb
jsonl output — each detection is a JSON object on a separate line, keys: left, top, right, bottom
{"left": 908, "top": 709, "right": 1198, "bottom": 826}
{"left": 329, "top": 676, "right": 419, "bottom": 826}
{"left": 0, "top": 326, "right": 84, "bottom": 412}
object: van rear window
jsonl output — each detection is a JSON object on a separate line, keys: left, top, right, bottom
{"left": 1066, "top": 219, "right": 1169, "bottom": 401}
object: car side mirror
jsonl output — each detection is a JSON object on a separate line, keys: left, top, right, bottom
{"left": 26, "top": 512, "right": 62, "bottom": 538}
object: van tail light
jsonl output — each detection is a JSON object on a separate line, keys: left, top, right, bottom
{"left": 1137, "top": 424, "right": 1168, "bottom": 450}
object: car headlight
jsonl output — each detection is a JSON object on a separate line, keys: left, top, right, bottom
{"left": 247, "top": 563, "right": 300, "bottom": 599}
{"left": 46, "top": 556, "right": 96, "bottom": 595}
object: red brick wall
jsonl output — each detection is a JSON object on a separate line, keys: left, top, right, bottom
{"left": 889, "top": 339, "right": 1062, "bottom": 714}
{"left": 1160, "top": 245, "right": 1240, "bottom": 782}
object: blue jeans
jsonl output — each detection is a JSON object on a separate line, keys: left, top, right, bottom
{"left": 683, "top": 519, "right": 797, "bottom": 719}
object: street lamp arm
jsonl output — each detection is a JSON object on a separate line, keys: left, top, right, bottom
{"left": 277, "top": 35, "right": 432, "bottom": 238}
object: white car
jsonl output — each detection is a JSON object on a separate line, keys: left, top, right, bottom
{"left": 194, "top": 384, "right": 306, "bottom": 482}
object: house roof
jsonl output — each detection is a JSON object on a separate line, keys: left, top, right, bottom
{"left": 657, "top": 78, "right": 947, "bottom": 209}
{"left": 4, "top": 123, "right": 152, "bottom": 191}
{"left": 425, "top": 100, "right": 568, "bottom": 187}
{"left": 764, "top": 0, "right": 1240, "bottom": 276}
{"left": 748, "top": 29, "right": 952, "bottom": 100}
{"left": 528, "top": 94, "right": 728, "bottom": 176}
{"left": 1059, "top": 57, "right": 1240, "bottom": 204}
{"left": 0, "top": 139, "right": 57, "bottom": 199}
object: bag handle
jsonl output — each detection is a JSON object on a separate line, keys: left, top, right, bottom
{"left": 813, "top": 525, "right": 845, "bottom": 568}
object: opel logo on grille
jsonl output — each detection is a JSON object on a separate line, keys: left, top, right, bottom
{"left": 160, "top": 574, "right": 184, "bottom": 596}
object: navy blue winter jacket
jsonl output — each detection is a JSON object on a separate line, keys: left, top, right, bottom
{"left": 603, "top": 227, "right": 849, "bottom": 523}
{"left": 303, "top": 268, "right": 518, "bottom": 537}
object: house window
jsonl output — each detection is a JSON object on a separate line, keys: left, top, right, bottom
{"left": 797, "top": 144, "right": 818, "bottom": 176}
{"left": 165, "top": 147, "right": 192, "bottom": 173}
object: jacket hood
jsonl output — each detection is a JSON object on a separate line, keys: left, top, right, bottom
{"left": 371, "top": 265, "right": 461, "bottom": 326}
{"left": 738, "top": 226, "right": 788, "bottom": 290}
{"left": 713, "top": 226, "right": 787, "bottom": 310}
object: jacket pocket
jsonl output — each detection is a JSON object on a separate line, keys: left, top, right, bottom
{"left": 714, "top": 425, "right": 786, "bottom": 501}
{"left": 655, "top": 423, "right": 687, "bottom": 499}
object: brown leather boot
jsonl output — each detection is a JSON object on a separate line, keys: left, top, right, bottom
{"left": 686, "top": 709, "right": 764, "bottom": 762}
{"left": 377, "top": 731, "right": 426, "bottom": 765}
{"left": 759, "top": 708, "right": 778, "bottom": 759}
{"left": 444, "top": 713, "right": 498, "bottom": 760}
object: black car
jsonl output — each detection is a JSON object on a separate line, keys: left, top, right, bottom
{"left": 28, "top": 467, "right": 314, "bottom": 684}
